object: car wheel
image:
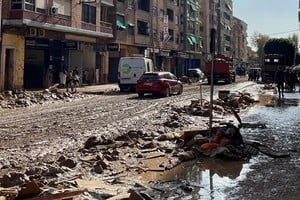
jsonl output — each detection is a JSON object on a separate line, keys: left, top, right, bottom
{"left": 138, "top": 93, "right": 144, "bottom": 97}
{"left": 177, "top": 85, "right": 183, "bottom": 95}
{"left": 165, "top": 86, "right": 170, "bottom": 97}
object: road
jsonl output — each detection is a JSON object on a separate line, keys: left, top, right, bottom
{"left": 3, "top": 77, "right": 297, "bottom": 200}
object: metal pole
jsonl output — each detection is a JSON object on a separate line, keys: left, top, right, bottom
{"left": 209, "top": 54, "right": 214, "bottom": 142}
{"left": 208, "top": 28, "right": 216, "bottom": 141}
{"left": 199, "top": 80, "right": 203, "bottom": 106}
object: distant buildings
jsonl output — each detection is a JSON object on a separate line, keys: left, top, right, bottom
{"left": 0, "top": 0, "right": 248, "bottom": 91}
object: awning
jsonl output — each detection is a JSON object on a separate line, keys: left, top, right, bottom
{"left": 190, "top": 4, "right": 197, "bottom": 11}
{"left": 189, "top": 35, "right": 197, "bottom": 44}
{"left": 116, "top": 19, "right": 126, "bottom": 30}
{"left": 187, "top": 37, "right": 193, "bottom": 45}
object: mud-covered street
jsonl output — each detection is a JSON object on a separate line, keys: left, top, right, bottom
{"left": 0, "top": 77, "right": 299, "bottom": 200}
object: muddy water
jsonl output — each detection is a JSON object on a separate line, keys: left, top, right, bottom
{"left": 147, "top": 92, "right": 300, "bottom": 199}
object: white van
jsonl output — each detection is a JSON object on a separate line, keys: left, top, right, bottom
{"left": 118, "top": 57, "right": 154, "bottom": 91}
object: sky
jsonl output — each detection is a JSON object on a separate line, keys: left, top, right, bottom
{"left": 233, "top": 0, "right": 299, "bottom": 48}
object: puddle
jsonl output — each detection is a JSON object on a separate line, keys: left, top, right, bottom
{"left": 139, "top": 157, "right": 257, "bottom": 199}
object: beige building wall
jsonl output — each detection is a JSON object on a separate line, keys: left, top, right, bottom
{"left": 0, "top": 33, "right": 25, "bottom": 91}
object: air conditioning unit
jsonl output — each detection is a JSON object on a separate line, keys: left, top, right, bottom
{"left": 49, "top": 6, "right": 58, "bottom": 15}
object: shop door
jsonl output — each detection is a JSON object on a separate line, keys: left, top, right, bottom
{"left": 24, "top": 49, "right": 45, "bottom": 89}
{"left": 4, "top": 48, "right": 15, "bottom": 90}
{"left": 68, "top": 50, "right": 83, "bottom": 83}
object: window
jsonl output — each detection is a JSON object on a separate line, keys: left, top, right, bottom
{"left": 116, "top": 15, "right": 126, "bottom": 30}
{"left": 11, "top": 0, "right": 35, "bottom": 11}
{"left": 167, "top": 9, "right": 174, "bottom": 21}
{"left": 11, "top": 0, "right": 22, "bottom": 9}
{"left": 168, "top": 29, "right": 174, "bottom": 41}
{"left": 82, "top": 4, "right": 96, "bottom": 24}
{"left": 11, "top": 0, "right": 47, "bottom": 14}
{"left": 53, "top": 0, "right": 71, "bottom": 16}
{"left": 137, "top": 20, "right": 149, "bottom": 35}
{"left": 152, "top": 6, "right": 158, "bottom": 16}
{"left": 25, "top": 0, "right": 35, "bottom": 11}
{"left": 101, "top": 5, "right": 108, "bottom": 22}
{"left": 137, "top": 0, "right": 150, "bottom": 12}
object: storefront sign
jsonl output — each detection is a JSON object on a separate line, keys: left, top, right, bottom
{"left": 63, "top": 41, "right": 79, "bottom": 50}
{"left": 107, "top": 43, "right": 120, "bottom": 51}
{"left": 25, "top": 38, "right": 49, "bottom": 49}
{"left": 159, "top": 50, "right": 170, "bottom": 57}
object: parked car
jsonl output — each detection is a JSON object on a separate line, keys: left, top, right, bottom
{"left": 136, "top": 71, "right": 183, "bottom": 97}
{"left": 187, "top": 68, "right": 205, "bottom": 82}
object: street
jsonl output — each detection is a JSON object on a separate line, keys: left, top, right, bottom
{"left": 0, "top": 77, "right": 299, "bottom": 199}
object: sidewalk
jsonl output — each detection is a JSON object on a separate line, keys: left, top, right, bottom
{"left": 75, "top": 83, "right": 119, "bottom": 94}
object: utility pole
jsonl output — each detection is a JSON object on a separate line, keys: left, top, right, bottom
{"left": 209, "top": 28, "right": 216, "bottom": 141}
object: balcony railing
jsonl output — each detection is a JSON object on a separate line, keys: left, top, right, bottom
{"left": 100, "top": 21, "right": 113, "bottom": 35}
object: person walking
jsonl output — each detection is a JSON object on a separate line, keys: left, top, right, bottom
{"left": 66, "top": 70, "right": 73, "bottom": 92}
{"left": 274, "top": 66, "right": 285, "bottom": 98}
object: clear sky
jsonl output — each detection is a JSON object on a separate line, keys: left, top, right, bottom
{"left": 233, "top": 0, "right": 299, "bottom": 47}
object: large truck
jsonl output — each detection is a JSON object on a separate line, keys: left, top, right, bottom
{"left": 262, "top": 54, "right": 286, "bottom": 83}
{"left": 205, "top": 54, "right": 236, "bottom": 84}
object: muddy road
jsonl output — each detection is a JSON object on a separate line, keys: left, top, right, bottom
{"left": 0, "top": 77, "right": 299, "bottom": 199}
{"left": 0, "top": 78, "right": 252, "bottom": 170}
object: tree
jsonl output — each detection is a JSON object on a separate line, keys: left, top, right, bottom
{"left": 288, "top": 34, "right": 299, "bottom": 53}
{"left": 250, "top": 32, "right": 269, "bottom": 64}
{"left": 264, "top": 38, "right": 296, "bottom": 66}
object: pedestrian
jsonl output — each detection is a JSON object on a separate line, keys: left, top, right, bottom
{"left": 71, "top": 69, "right": 80, "bottom": 93}
{"left": 274, "top": 66, "right": 285, "bottom": 98}
{"left": 66, "top": 70, "right": 73, "bottom": 92}
{"left": 59, "top": 70, "right": 67, "bottom": 88}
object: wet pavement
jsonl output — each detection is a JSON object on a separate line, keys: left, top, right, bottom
{"left": 143, "top": 89, "right": 300, "bottom": 200}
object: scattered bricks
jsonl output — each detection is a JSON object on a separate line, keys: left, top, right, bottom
{"left": 59, "top": 158, "right": 77, "bottom": 169}
{"left": 93, "top": 163, "right": 104, "bottom": 174}
{"left": 0, "top": 172, "right": 29, "bottom": 188}
{"left": 84, "top": 136, "right": 99, "bottom": 149}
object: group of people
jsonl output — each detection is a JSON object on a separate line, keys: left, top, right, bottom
{"left": 274, "top": 66, "right": 299, "bottom": 98}
{"left": 59, "top": 69, "right": 80, "bottom": 93}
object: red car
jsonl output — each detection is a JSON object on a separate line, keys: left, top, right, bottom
{"left": 136, "top": 71, "right": 183, "bottom": 97}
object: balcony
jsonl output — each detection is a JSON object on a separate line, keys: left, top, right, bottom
{"left": 101, "top": 0, "right": 114, "bottom": 7}
{"left": 100, "top": 21, "right": 113, "bottom": 35}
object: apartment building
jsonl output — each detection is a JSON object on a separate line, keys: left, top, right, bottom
{"left": 0, "top": 0, "right": 114, "bottom": 91}
{"left": 0, "top": 0, "right": 247, "bottom": 91}
{"left": 232, "top": 16, "right": 248, "bottom": 65}
{"left": 201, "top": 0, "right": 233, "bottom": 62}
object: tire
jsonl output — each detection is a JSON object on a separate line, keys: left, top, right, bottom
{"left": 138, "top": 93, "right": 144, "bottom": 97}
{"left": 164, "top": 86, "right": 170, "bottom": 97}
{"left": 177, "top": 85, "right": 183, "bottom": 95}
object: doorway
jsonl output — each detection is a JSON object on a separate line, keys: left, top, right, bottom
{"left": 4, "top": 48, "right": 15, "bottom": 90}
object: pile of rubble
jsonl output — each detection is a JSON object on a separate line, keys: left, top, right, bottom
{"left": 174, "top": 91, "right": 257, "bottom": 117}
{"left": 0, "top": 88, "right": 88, "bottom": 109}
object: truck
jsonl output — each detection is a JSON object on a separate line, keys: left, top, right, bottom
{"left": 262, "top": 54, "right": 286, "bottom": 83}
{"left": 118, "top": 57, "right": 154, "bottom": 92}
{"left": 205, "top": 54, "right": 236, "bottom": 84}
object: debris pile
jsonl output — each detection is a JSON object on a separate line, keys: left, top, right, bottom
{"left": 174, "top": 91, "right": 257, "bottom": 117}
{"left": 0, "top": 89, "right": 87, "bottom": 109}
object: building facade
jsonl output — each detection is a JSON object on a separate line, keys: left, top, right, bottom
{"left": 0, "top": 0, "right": 114, "bottom": 91}
{"left": 232, "top": 16, "right": 248, "bottom": 65}
{"left": 0, "top": 0, "right": 248, "bottom": 91}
